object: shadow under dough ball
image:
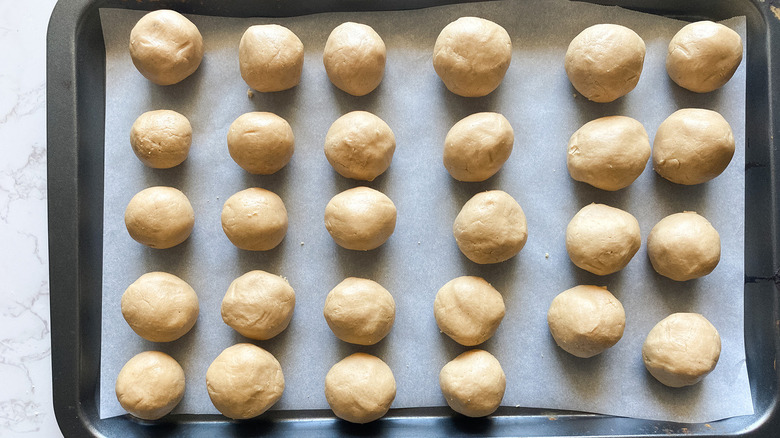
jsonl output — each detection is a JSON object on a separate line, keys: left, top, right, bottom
{"left": 115, "top": 351, "right": 185, "bottom": 420}
{"left": 130, "top": 110, "right": 192, "bottom": 169}
{"left": 221, "top": 270, "right": 295, "bottom": 340}
{"left": 324, "top": 111, "right": 395, "bottom": 181}
{"left": 325, "top": 353, "right": 396, "bottom": 423}
{"left": 434, "top": 276, "right": 505, "bottom": 346}
{"left": 121, "top": 272, "right": 199, "bottom": 342}
{"left": 323, "top": 277, "right": 395, "bottom": 345}
{"left": 443, "top": 112, "right": 514, "bottom": 182}
{"left": 439, "top": 349, "right": 506, "bottom": 417}
{"left": 453, "top": 190, "right": 528, "bottom": 264}
{"left": 323, "top": 22, "right": 386, "bottom": 96}
{"left": 239, "top": 24, "right": 304, "bottom": 92}
{"left": 324, "top": 186, "right": 397, "bottom": 251}
{"left": 124, "top": 186, "right": 194, "bottom": 249}
{"left": 227, "top": 112, "right": 295, "bottom": 175}
{"left": 566, "top": 203, "right": 641, "bottom": 275}
{"left": 666, "top": 21, "right": 743, "bottom": 93}
{"left": 221, "top": 188, "right": 288, "bottom": 251}
{"left": 647, "top": 211, "right": 721, "bottom": 281}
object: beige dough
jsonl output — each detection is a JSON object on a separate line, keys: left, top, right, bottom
{"left": 547, "top": 285, "right": 625, "bottom": 358}
{"left": 567, "top": 116, "right": 650, "bottom": 191}
{"left": 643, "top": 313, "right": 721, "bottom": 387}
{"left": 324, "top": 187, "right": 397, "bottom": 251}
{"left": 453, "top": 190, "right": 527, "bottom": 264}
{"left": 647, "top": 212, "right": 721, "bottom": 281}
{"left": 323, "top": 277, "right": 395, "bottom": 345}
{"left": 121, "top": 272, "right": 199, "bottom": 342}
{"left": 439, "top": 349, "right": 506, "bottom": 417}
{"left": 124, "top": 186, "right": 194, "bottom": 249}
{"left": 323, "top": 22, "right": 386, "bottom": 96}
{"left": 434, "top": 276, "right": 505, "bottom": 346}
{"left": 443, "top": 112, "right": 514, "bottom": 182}
{"left": 653, "top": 108, "right": 735, "bottom": 185}
{"left": 227, "top": 112, "right": 294, "bottom": 175}
{"left": 206, "top": 343, "right": 285, "bottom": 419}
{"left": 221, "top": 270, "right": 295, "bottom": 340}
{"left": 130, "top": 110, "right": 192, "bottom": 169}
{"left": 324, "top": 111, "right": 396, "bottom": 181}
{"left": 325, "top": 353, "right": 396, "bottom": 423}
{"left": 239, "top": 25, "right": 304, "bottom": 92}
{"left": 667, "top": 21, "right": 743, "bottom": 93}
{"left": 565, "top": 24, "right": 646, "bottom": 102}
{"left": 221, "top": 188, "right": 288, "bottom": 251}
{"left": 115, "top": 351, "right": 185, "bottom": 420}
{"left": 432, "top": 17, "right": 512, "bottom": 97}
{"left": 129, "top": 10, "right": 203, "bottom": 86}
{"left": 566, "top": 203, "right": 640, "bottom": 275}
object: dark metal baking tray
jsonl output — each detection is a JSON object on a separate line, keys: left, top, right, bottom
{"left": 46, "top": 0, "right": 780, "bottom": 436}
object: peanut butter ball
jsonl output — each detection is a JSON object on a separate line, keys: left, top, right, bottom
{"left": 221, "top": 270, "right": 295, "bottom": 340}
{"left": 647, "top": 212, "right": 720, "bottom": 281}
{"left": 666, "top": 21, "right": 743, "bottom": 93}
{"left": 239, "top": 25, "right": 304, "bottom": 92}
{"left": 324, "top": 111, "right": 395, "bottom": 181}
{"left": 221, "top": 188, "right": 288, "bottom": 251}
{"left": 444, "top": 112, "right": 514, "bottom": 182}
{"left": 122, "top": 272, "right": 199, "bottom": 342}
{"left": 439, "top": 349, "right": 506, "bottom": 417}
{"left": 566, "top": 203, "right": 640, "bottom": 275}
{"left": 130, "top": 110, "right": 192, "bottom": 169}
{"left": 124, "top": 186, "right": 194, "bottom": 249}
{"left": 325, "top": 353, "right": 396, "bottom": 423}
{"left": 434, "top": 276, "right": 505, "bottom": 346}
{"left": 323, "top": 22, "right": 386, "bottom": 96}
{"left": 324, "top": 277, "right": 395, "bottom": 345}
{"left": 324, "top": 187, "right": 397, "bottom": 251}
{"left": 453, "top": 190, "right": 527, "bottom": 264}
{"left": 227, "top": 112, "right": 294, "bottom": 175}
{"left": 115, "top": 351, "right": 185, "bottom": 420}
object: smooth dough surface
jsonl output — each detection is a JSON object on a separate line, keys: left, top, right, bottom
{"left": 439, "top": 349, "right": 506, "bottom": 417}
{"left": 239, "top": 25, "right": 304, "bottom": 92}
{"left": 129, "top": 10, "right": 203, "bottom": 86}
{"left": 324, "top": 277, "right": 395, "bottom": 345}
{"left": 565, "top": 24, "right": 645, "bottom": 102}
{"left": 566, "top": 203, "right": 640, "bottom": 275}
{"left": 115, "top": 351, "right": 185, "bottom": 420}
{"left": 324, "top": 111, "right": 396, "bottom": 181}
{"left": 227, "top": 112, "right": 294, "bottom": 175}
{"left": 647, "top": 212, "right": 721, "bottom": 281}
{"left": 432, "top": 17, "right": 512, "bottom": 97}
{"left": 323, "top": 22, "right": 386, "bottom": 96}
{"left": 206, "top": 343, "right": 285, "bottom": 419}
{"left": 124, "top": 186, "right": 194, "bottom": 249}
{"left": 130, "top": 110, "right": 192, "bottom": 169}
{"left": 666, "top": 21, "right": 743, "bottom": 93}
{"left": 444, "top": 112, "right": 514, "bottom": 182}
{"left": 643, "top": 313, "right": 721, "bottom": 387}
{"left": 453, "top": 190, "right": 527, "bottom": 264}
{"left": 221, "top": 188, "right": 288, "bottom": 251}
{"left": 547, "top": 285, "right": 625, "bottom": 358}
{"left": 325, "top": 353, "right": 396, "bottom": 423}
{"left": 121, "top": 272, "right": 199, "bottom": 342}
{"left": 324, "top": 187, "right": 397, "bottom": 251}
{"left": 434, "top": 276, "right": 505, "bottom": 346}
{"left": 221, "top": 270, "right": 295, "bottom": 340}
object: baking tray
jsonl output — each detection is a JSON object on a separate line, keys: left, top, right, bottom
{"left": 46, "top": 0, "right": 780, "bottom": 436}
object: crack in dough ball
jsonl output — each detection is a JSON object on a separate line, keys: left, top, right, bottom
{"left": 323, "top": 22, "right": 386, "bottom": 96}
{"left": 239, "top": 24, "right": 304, "bottom": 92}
{"left": 324, "top": 187, "right": 397, "bottom": 251}
{"left": 566, "top": 203, "right": 640, "bottom": 275}
{"left": 221, "top": 270, "right": 295, "bottom": 340}
{"left": 434, "top": 276, "right": 505, "bottom": 346}
{"left": 227, "top": 112, "right": 294, "bottom": 175}
{"left": 115, "top": 351, "right": 185, "bottom": 420}
{"left": 121, "top": 272, "right": 199, "bottom": 342}
{"left": 647, "top": 211, "right": 721, "bottom": 281}
{"left": 324, "top": 277, "right": 395, "bottom": 345}
{"left": 439, "top": 349, "right": 506, "bottom": 417}
{"left": 444, "top": 112, "right": 514, "bottom": 182}
{"left": 666, "top": 21, "right": 743, "bottom": 93}
{"left": 453, "top": 190, "right": 527, "bottom": 264}
{"left": 325, "top": 353, "right": 396, "bottom": 423}
{"left": 324, "top": 111, "right": 395, "bottom": 181}
{"left": 130, "top": 110, "right": 192, "bottom": 169}
{"left": 124, "top": 186, "right": 194, "bottom": 249}
{"left": 221, "top": 188, "right": 288, "bottom": 251}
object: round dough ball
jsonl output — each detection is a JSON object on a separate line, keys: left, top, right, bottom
{"left": 227, "top": 112, "right": 294, "bottom": 175}
{"left": 567, "top": 116, "right": 650, "bottom": 191}
{"left": 115, "top": 351, "right": 185, "bottom": 420}
{"left": 324, "top": 187, "right": 397, "bottom": 251}
{"left": 323, "top": 277, "right": 395, "bottom": 345}
{"left": 566, "top": 203, "right": 641, "bottom": 275}
{"left": 547, "top": 285, "right": 625, "bottom": 358}
{"left": 221, "top": 188, "right": 288, "bottom": 251}
{"left": 444, "top": 112, "right": 514, "bottom": 182}
{"left": 643, "top": 313, "right": 721, "bottom": 387}
{"left": 121, "top": 272, "right": 199, "bottom": 342}
{"left": 432, "top": 17, "right": 512, "bottom": 97}
{"left": 239, "top": 25, "right": 304, "bottom": 92}
{"left": 130, "top": 110, "right": 192, "bottom": 169}
{"left": 434, "top": 276, "right": 505, "bottom": 346}
{"left": 206, "top": 343, "right": 284, "bottom": 419}
{"left": 221, "top": 270, "right": 295, "bottom": 340}
{"left": 129, "top": 10, "right": 204, "bottom": 86}
{"left": 667, "top": 21, "right": 743, "bottom": 93}
{"left": 439, "top": 349, "right": 506, "bottom": 417}
{"left": 324, "top": 111, "right": 396, "bottom": 181}
{"left": 565, "top": 24, "right": 646, "bottom": 102}
{"left": 124, "top": 186, "right": 194, "bottom": 249}
{"left": 323, "top": 22, "right": 386, "bottom": 96}
{"left": 325, "top": 353, "right": 396, "bottom": 423}
{"left": 453, "top": 190, "right": 527, "bottom": 264}
{"left": 647, "top": 212, "right": 721, "bottom": 281}
{"left": 653, "top": 108, "right": 735, "bottom": 185}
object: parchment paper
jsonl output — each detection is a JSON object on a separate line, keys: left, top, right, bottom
{"left": 99, "top": 0, "right": 752, "bottom": 423}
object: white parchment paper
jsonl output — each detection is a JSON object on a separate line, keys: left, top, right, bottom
{"left": 99, "top": 0, "right": 752, "bottom": 423}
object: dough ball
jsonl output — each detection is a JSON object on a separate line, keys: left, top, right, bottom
{"left": 434, "top": 276, "right": 505, "bottom": 346}
{"left": 206, "top": 343, "right": 284, "bottom": 419}
{"left": 129, "top": 10, "right": 204, "bottom": 86}
{"left": 221, "top": 270, "right": 295, "bottom": 340}
{"left": 567, "top": 116, "right": 650, "bottom": 191}
{"left": 566, "top": 203, "right": 640, "bottom": 275}
{"left": 565, "top": 24, "right": 645, "bottom": 102}
{"left": 444, "top": 112, "right": 514, "bottom": 182}
{"left": 221, "top": 188, "right": 288, "bottom": 251}
{"left": 124, "top": 186, "right": 194, "bottom": 249}
{"left": 325, "top": 353, "right": 396, "bottom": 423}
{"left": 647, "top": 212, "right": 721, "bottom": 281}
{"left": 323, "top": 277, "right": 395, "bottom": 345}
{"left": 227, "top": 112, "right": 294, "bottom": 175}
{"left": 643, "top": 313, "right": 721, "bottom": 387}
{"left": 453, "top": 190, "right": 527, "bottom": 264}
{"left": 432, "top": 17, "right": 512, "bottom": 97}
{"left": 653, "top": 108, "right": 735, "bottom": 185}
{"left": 130, "top": 110, "right": 192, "bottom": 169}
{"left": 239, "top": 25, "right": 304, "bottom": 92}
{"left": 323, "top": 22, "right": 386, "bottom": 96}
{"left": 324, "top": 187, "right": 397, "bottom": 251}
{"left": 547, "top": 285, "right": 625, "bottom": 358}
{"left": 439, "top": 349, "right": 506, "bottom": 417}
{"left": 115, "top": 351, "right": 185, "bottom": 420}
{"left": 121, "top": 272, "right": 199, "bottom": 342}
{"left": 324, "top": 111, "right": 395, "bottom": 181}
{"left": 666, "top": 21, "right": 743, "bottom": 93}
